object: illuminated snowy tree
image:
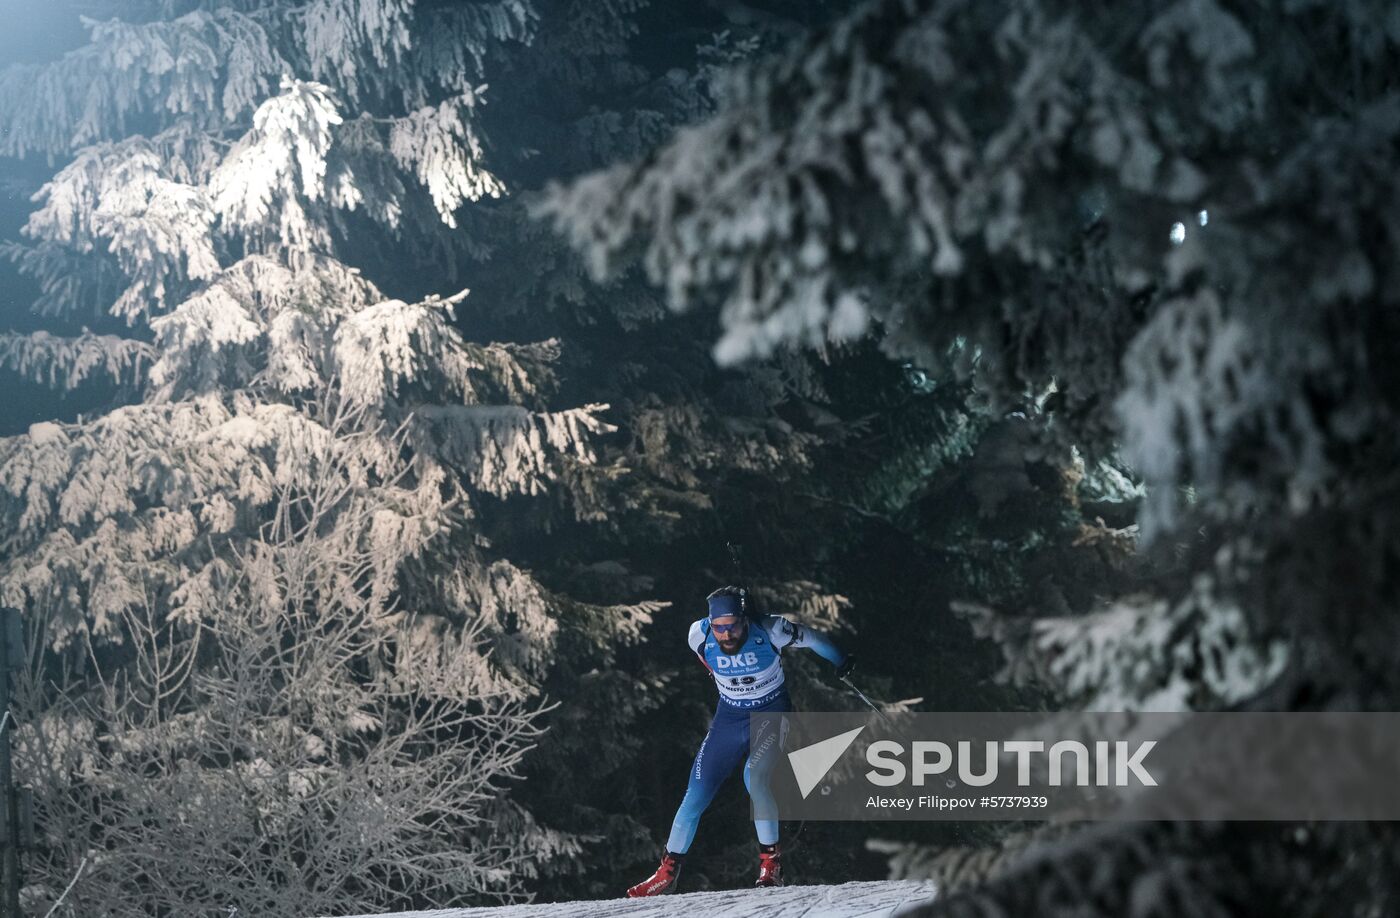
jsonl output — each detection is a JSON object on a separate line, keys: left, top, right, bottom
{"left": 12, "top": 397, "right": 584, "bottom": 916}
{"left": 0, "top": 2, "right": 660, "bottom": 913}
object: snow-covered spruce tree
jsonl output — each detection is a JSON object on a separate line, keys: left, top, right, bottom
{"left": 12, "top": 397, "right": 572, "bottom": 916}
{"left": 544, "top": 0, "right": 1400, "bottom": 914}
{"left": 0, "top": 2, "right": 651, "bottom": 913}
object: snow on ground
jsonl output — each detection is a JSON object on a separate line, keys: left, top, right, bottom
{"left": 326, "top": 880, "right": 938, "bottom": 918}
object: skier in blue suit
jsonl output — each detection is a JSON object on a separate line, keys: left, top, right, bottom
{"left": 627, "top": 585, "right": 853, "bottom": 896}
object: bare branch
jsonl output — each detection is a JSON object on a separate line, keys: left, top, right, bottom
{"left": 42, "top": 857, "right": 88, "bottom": 918}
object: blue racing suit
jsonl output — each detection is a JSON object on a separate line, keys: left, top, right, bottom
{"left": 664, "top": 614, "right": 846, "bottom": 853}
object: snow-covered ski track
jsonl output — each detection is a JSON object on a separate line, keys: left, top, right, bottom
{"left": 325, "top": 879, "right": 937, "bottom": 918}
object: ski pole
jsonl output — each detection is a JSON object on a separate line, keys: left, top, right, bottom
{"left": 841, "top": 674, "right": 895, "bottom": 728}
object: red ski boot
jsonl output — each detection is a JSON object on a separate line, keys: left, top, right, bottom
{"left": 755, "top": 842, "right": 783, "bottom": 887}
{"left": 626, "top": 851, "right": 683, "bottom": 897}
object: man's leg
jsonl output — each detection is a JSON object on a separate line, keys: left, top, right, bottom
{"left": 664, "top": 707, "right": 749, "bottom": 854}
{"left": 743, "top": 697, "right": 792, "bottom": 887}
{"left": 742, "top": 708, "right": 790, "bottom": 846}
{"left": 629, "top": 710, "right": 751, "bottom": 897}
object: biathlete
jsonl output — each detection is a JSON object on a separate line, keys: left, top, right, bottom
{"left": 626, "top": 585, "right": 853, "bottom": 896}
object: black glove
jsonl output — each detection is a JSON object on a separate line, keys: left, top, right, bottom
{"left": 835, "top": 654, "right": 856, "bottom": 680}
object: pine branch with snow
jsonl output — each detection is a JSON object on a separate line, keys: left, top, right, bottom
{"left": 0, "top": 331, "right": 154, "bottom": 391}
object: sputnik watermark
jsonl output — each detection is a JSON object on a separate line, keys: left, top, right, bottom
{"left": 786, "top": 729, "right": 1156, "bottom": 802}
{"left": 864, "top": 739, "right": 1156, "bottom": 787}
{"left": 755, "top": 711, "right": 1400, "bottom": 822}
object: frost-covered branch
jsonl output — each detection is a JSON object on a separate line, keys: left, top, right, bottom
{"left": 42, "top": 857, "right": 87, "bottom": 918}
{"left": 387, "top": 87, "right": 506, "bottom": 226}
{"left": 0, "top": 331, "right": 154, "bottom": 391}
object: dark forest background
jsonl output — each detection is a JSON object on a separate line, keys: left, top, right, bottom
{"left": 1, "top": 1, "right": 1397, "bottom": 916}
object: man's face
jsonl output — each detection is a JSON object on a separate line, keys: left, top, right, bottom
{"left": 711, "top": 615, "right": 747, "bottom": 653}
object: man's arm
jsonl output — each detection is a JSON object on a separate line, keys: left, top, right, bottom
{"left": 764, "top": 614, "right": 849, "bottom": 670}
{"left": 687, "top": 619, "right": 712, "bottom": 673}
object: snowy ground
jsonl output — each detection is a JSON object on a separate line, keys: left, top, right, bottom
{"left": 326, "top": 880, "right": 938, "bottom": 918}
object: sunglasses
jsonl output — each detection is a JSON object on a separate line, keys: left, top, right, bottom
{"left": 710, "top": 618, "right": 745, "bottom": 635}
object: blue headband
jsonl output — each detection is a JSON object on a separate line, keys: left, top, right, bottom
{"left": 707, "top": 592, "right": 744, "bottom": 619}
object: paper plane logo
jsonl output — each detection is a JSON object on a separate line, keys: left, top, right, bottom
{"left": 787, "top": 726, "right": 865, "bottom": 799}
